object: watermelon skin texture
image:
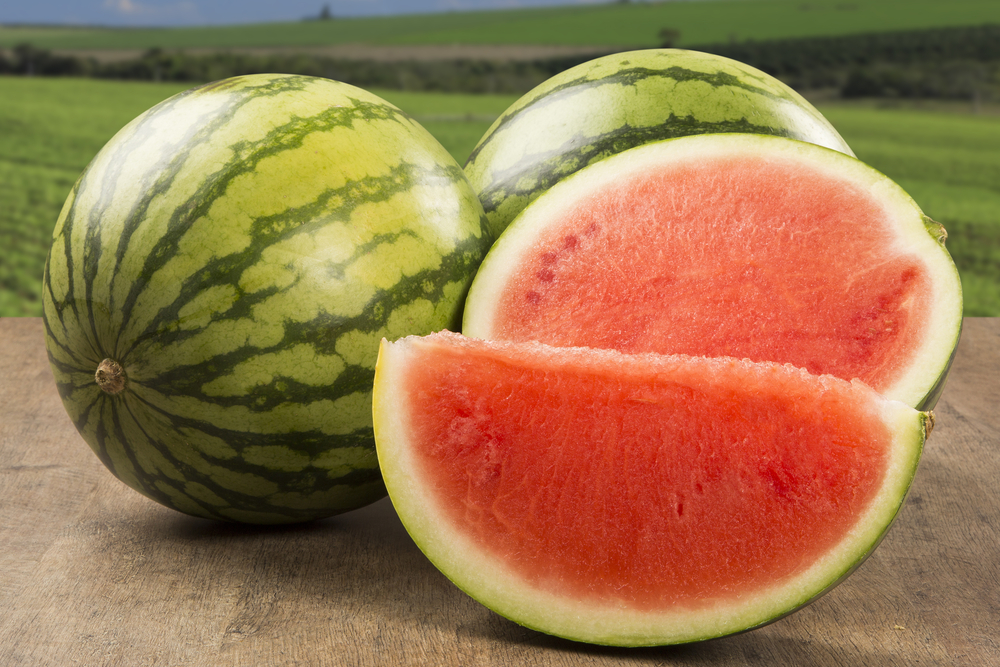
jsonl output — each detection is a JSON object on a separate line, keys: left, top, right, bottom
{"left": 42, "top": 74, "right": 492, "bottom": 524}
{"left": 464, "top": 48, "right": 855, "bottom": 239}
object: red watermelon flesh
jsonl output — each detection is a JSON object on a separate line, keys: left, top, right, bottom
{"left": 462, "top": 134, "right": 963, "bottom": 410}
{"left": 373, "top": 331, "right": 929, "bottom": 646}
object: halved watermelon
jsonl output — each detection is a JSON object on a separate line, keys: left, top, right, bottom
{"left": 463, "top": 134, "right": 962, "bottom": 410}
{"left": 373, "top": 331, "right": 930, "bottom": 646}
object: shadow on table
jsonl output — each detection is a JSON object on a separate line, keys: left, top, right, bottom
{"left": 106, "top": 494, "right": 461, "bottom": 635}
{"left": 455, "top": 606, "right": 893, "bottom": 665}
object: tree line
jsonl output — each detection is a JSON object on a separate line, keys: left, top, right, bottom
{"left": 690, "top": 23, "right": 1000, "bottom": 102}
{"left": 2, "top": 23, "right": 999, "bottom": 101}
{"left": 0, "top": 43, "right": 610, "bottom": 95}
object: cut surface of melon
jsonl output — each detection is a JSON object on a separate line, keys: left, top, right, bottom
{"left": 373, "top": 332, "right": 928, "bottom": 646}
{"left": 462, "top": 134, "right": 962, "bottom": 410}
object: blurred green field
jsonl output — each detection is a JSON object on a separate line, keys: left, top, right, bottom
{"left": 3, "top": 0, "right": 1000, "bottom": 51}
{"left": 1, "top": 77, "right": 997, "bottom": 317}
{"left": 0, "top": 78, "right": 183, "bottom": 316}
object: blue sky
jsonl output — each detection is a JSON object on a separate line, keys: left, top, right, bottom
{"left": 1, "top": 0, "right": 613, "bottom": 26}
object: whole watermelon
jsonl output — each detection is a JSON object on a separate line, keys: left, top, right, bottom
{"left": 42, "top": 74, "right": 492, "bottom": 524}
{"left": 465, "top": 48, "right": 855, "bottom": 238}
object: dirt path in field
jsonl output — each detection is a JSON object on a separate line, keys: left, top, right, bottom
{"left": 53, "top": 44, "right": 620, "bottom": 63}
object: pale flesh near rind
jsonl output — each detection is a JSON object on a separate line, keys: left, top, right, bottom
{"left": 373, "top": 332, "right": 929, "bottom": 646}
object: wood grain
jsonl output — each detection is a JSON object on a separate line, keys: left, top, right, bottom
{"left": 1, "top": 317, "right": 997, "bottom": 666}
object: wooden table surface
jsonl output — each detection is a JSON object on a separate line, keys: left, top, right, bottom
{"left": 1, "top": 317, "right": 997, "bottom": 666}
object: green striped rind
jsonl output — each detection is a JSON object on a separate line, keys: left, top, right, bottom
{"left": 42, "top": 74, "right": 491, "bottom": 524}
{"left": 464, "top": 48, "right": 854, "bottom": 239}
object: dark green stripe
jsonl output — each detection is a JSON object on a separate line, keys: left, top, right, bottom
{"left": 115, "top": 389, "right": 383, "bottom": 522}
{"left": 478, "top": 114, "right": 791, "bottom": 218}
{"left": 121, "top": 158, "right": 443, "bottom": 358}
{"left": 41, "top": 255, "right": 102, "bottom": 370}
{"left": 137, "top": 226, "right": 483, "bottom": 410}
{"left": 42, "top": 181, "right": 108, "bottom": 367}
{"left": 91, "top": 403, "right": 120, "bottom": 480}
{"left": 109, "top": 81, "right": 302, "bottom": 352}
{"left": 107, "top": 91, "right": 247, "bottom": 357}
{"left": 113, "top": 94, "right": 418, "bottom": 355}
{"left": 466, "top": 64, "right": 787, "bottom": 167}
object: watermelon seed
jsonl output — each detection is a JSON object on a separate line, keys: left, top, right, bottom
{"left": 95, "top": 359, "right": 127, "bottom": 395}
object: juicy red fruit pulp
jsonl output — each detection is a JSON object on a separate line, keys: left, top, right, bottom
{"left": 492, "top": 154, "right": 932, "bottom": 394}
{"left": 403, "top": 342, "right": 889, "bottom": 611}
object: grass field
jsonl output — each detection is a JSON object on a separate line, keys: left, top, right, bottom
{"left": 1, "top": 77, "right": 997, "bottom": 318}
{"left": 3, "top": 0, "right": 1000, "bottom": 52}
{"left": 0, "top": 78, "right": 186, "bottom": 316}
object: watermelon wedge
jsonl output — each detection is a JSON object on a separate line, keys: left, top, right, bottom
{"left": 372, "top": 331, "right": 930, "bottom": 646}
{"left": 463, "top": 134, "right": 962, "bottom": 410}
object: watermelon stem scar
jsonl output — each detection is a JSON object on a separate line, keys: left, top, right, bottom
{"left": 95, "top": 359, "right": 126, "bottom": 395}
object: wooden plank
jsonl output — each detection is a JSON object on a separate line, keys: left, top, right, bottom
{"left": 1, "top": 317, "right": 997, "bottom": 666}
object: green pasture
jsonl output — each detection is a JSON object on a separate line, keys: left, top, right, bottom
{"left": 0, "top": 78, "right": 184, "bottom": 316}
{"left": 1, "top": 77, "right": 997, "bottom": 318}
{"left": 3, "top": 0, "right": 1000, "bottom": 52}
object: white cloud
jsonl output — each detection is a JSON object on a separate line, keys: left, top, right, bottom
{"left": 102, "top": 0, "right": 200, "bottom": 21}
{"left": 103, "top": 0, "right": 147, "bottom": 14}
